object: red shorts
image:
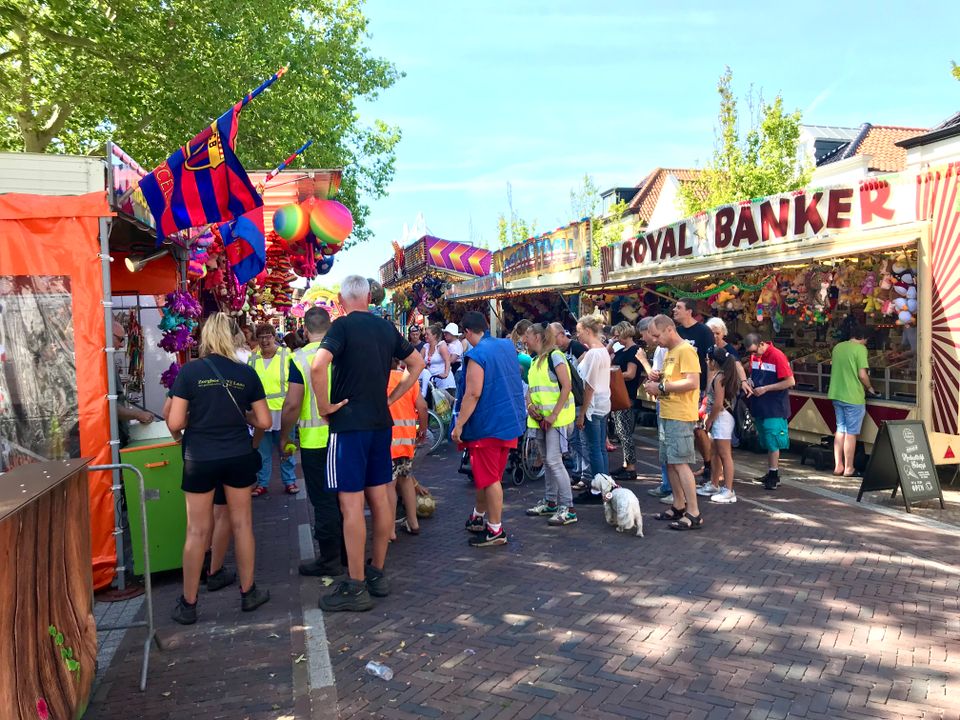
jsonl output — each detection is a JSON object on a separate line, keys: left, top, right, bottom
{"left": 461, "top": 438, "right": 518, "bottom": 490}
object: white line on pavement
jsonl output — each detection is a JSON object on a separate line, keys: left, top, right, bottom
{"left": 298, "top": 523, "right": 315, "bottom": 561}
{"left": 303, "top": 608, "right": 336, "bottom": 689}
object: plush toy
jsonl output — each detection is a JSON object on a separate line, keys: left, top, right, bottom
{"left": 892, "top": 263, "right": 918, "bottom": 325}
{"left": 861, "top": 271, "right": 877, "bottom": 298}
{"left": 755, "top": 278, "right": 781, "bottom": 324}
{"left": 863, "top": 287, "right": 884, "bottom": 315}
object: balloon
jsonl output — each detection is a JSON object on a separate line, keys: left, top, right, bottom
{"left": 273, "top": 204, "right": 309, "bottom": 242}
{"left": 309, "top": 200, "right": 354, "bottom": 246}
{"left": 907, "top": 299, "right": 917, "bottom": 313}
{"left": 898, "top": 310, "right": 913, "bottom": 324}
{"left": 317, "top": 255, "right": 335, "bottom": 275}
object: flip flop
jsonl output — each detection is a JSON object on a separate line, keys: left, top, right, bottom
{"left": 285, "top": 484, "right": 300, "bottom": 495}
{"left": 251, "top": 486, "right": 268, "bottom": 497}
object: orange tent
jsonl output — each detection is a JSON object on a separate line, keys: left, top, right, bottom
{"left": 0, "top": 192, "right": 117, "bottom": 589}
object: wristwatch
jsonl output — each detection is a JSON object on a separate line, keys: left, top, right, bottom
{"left": 658, "top": 379, "right": 667, "bottom": 395}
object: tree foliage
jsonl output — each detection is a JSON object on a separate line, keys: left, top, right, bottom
{"left": 496, "top": 212, "right": 535, "bottom": 248}
{"left": 679, "top": 67, "right": 810, "bottom": 216}
{"left": 0, "top": 0, "right": 402, "bottom": 241}
{"left": 590, "top": 199, "right": 628, "bottom": 266}
{"left": 569, "top": 173, "right": 600, "bottom": 220}
{"left": 953, "top": 61, "right": 960, "bottom": 81}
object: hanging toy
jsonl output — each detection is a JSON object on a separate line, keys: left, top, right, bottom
{"left": 308, "top": 200, "right": 354, "bottom": 246}
{"left": 273, "top": 204, "right": 310, "bottom": 243}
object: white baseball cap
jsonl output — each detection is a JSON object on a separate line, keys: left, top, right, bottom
{"left": 442, "top": 322, "right": 461, "bottom": 336}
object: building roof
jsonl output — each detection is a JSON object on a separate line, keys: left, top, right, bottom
{"left": 817, "top": 123, "right": 927, "bottom": 172}
{"left": 801, "top": 124, "right": 862, "bottom": 141}
{"left": 897, "top": 111, "right": 960, "bottom": 149}
{"left": 626, "top": 168, "right": 703, "bottom": 223}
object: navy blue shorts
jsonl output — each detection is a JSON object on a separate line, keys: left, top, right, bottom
{"left": 325, "top": 429, "right": 393, "bottom": 493}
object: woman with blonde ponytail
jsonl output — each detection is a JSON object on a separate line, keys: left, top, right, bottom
{"left": 166, "top": 312, "right": 273, "bottom": 625}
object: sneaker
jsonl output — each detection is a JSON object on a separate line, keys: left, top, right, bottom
{"left": 711, "top": 488, "right": 737, "bottom": 504}
{"left": 525, "top": 499, "right": 558, "bottom": 516}
{"left": 658, "top": 493, "right": 675, "bottom": 505}
{"left": 763, "top": 478, "right": 779, "bottom": 491}
{"left": 575, "top": 490, "right": 604, "bottom": 505}
{"left": 171, "top": 595, "right": 197, "bottom": 625}
{"left": 547, "top": 506, "right": 578, "bottom": 526}
{"left": 240, "top": 584, "right": 270, "bottom": 612}
{"left": 365, "top": 561, "right": 390, "bottom": 598}
{"left": 319, "top": 579, "right": 374, "bottom": 612}
{"left": 696, "top": 484, "right": 721, "bottom": 497}
{"left": 298, "top": 558, "right": 342, "bottom": 577}
{"left": 468, "top": 525, "right": 508, "bottom": 547}
{"left": 648, "top": 487, "right": 671, "bottom": 498}
{"left": 206, "top": 566, "right": 237, "bottom": 592}
{"left": 465, "top": 513, "right": 486, "bottom": 533}
{"left": 612, "top": 468, "right": 638, "bottom": 482}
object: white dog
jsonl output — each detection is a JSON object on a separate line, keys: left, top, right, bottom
{"left": 591, "top": 474, "right": 644, "bottom": 537}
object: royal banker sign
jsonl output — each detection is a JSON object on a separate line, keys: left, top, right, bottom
{"left": 609, "top": 177, "right": 916, "bottom": 277}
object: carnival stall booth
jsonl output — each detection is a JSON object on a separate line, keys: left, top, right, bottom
{"left": 598, "top": 167, "right": 960, "bottom": 460}
{"left": 493, "top": 219, "right": 591, "bottom": 334}
{"left": 380, "top": 235, "right": 492, "bottom": 331}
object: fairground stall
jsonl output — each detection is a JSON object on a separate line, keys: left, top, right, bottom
{"left": 491, "top": 219, "right": 591, "bottom": 333}
{"left": 597, "top": 163, "right": 960, "bottom": 459}
{"left": 380, "top": 235, "right": 492, "bottom": 330}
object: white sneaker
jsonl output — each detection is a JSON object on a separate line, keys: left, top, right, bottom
{"left": 711, "top": 488, "right": 737, "bottom": 504}
{"left": 696, "top": 483, "right": 721, "bottom": 497}
{"left": 658, "top": 493, "right": 675, "bottom": 505}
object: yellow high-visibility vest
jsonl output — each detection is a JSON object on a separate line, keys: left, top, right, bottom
{"left": 527, "top": 350, "right": 575, "bottom": 429}
{"left": 291, "top": 342, "right": 329, "bottom": 450}
{"left": 249, "top": 348, "right": 289, "bottom": 411}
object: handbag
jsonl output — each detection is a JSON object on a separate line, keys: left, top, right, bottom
{"left": 609, "top": 367, "right": 631, "bottom": 412}
{"left": 732, "top": 393, "right": 759, "bottom": 448}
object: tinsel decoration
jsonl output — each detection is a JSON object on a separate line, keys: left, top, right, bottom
{"left": 160, "top": 361, "right": 181, "bottom": 390}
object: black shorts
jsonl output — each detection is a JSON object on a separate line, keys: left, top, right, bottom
{"left": 182, "top": 451, "right": 260, "bottom": 499}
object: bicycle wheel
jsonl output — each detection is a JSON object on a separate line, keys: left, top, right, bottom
{"left": 520, "top": 433, "right": 545, "bottom": 482}
{"left": 425, "top": 410, "right": 444, "bottom": 454}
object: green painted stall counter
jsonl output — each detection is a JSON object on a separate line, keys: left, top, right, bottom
{"left": 120, "top": 439, "right": 185, "bottom": 574}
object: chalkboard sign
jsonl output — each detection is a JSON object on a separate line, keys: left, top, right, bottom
{"left": 858, "top": 420, "right": 945, "bottom": 513}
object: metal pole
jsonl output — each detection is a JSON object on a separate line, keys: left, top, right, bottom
{"left": 90, "top": 463, "right": 158, "bottom": 691}
{"left": 99, "top": 216, "right": 126, "bottom": 590}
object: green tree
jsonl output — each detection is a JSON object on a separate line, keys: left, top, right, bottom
{"left": 953, "top": 61, "right": 959, "bottom": 81}
{"left": 0, "top": 0, "right": 401, "bottom": 241}
{"left": 590, "top": 199, "right": 627, "bottom": 266}
{"left": 569, "top": 173, "right": 600, "bottom": 220}
{"left": 496, "top": 212, "right": 535, "bottom": 247}
{"left": 679, "top": 67, "right": 810, "bottom": 216}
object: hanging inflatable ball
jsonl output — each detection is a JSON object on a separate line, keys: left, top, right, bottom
{"left": 273, "top": 204, "right": 309, "bottom": 243}
{"left": 308, "top": 200, "right": 354, "bottom": 246}
{"left": 317, "top": 255, "right": 335, "bottom": 275}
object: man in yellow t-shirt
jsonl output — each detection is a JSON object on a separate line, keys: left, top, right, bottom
{"left": 644, "top": 314, "right": 702, "bottom": 530}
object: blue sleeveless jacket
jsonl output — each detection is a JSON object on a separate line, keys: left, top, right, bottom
{"left": 454, "top": 334, "right": 526, "bottom": 442}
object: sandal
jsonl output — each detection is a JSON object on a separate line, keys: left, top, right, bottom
{"left": 669, "top": 512, "right": 704, "bottom": 531}
{"left": 285, "top": 483, "right": 300, "bottom": 495}
{"left": 251, "top": 486, "right": 268, "bottom": 497}
{"left": 655, "top": 506, "right": 686, "bottom": 522}
{"left": 400, "top": 519, "right": 420, "bottom": 536}
{"left": 571, "top": 480, "right": 587, "bottom": 492}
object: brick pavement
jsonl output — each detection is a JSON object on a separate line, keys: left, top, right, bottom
{"left": 326, "top": 440, "right": 960, "bottom": 720}
{"left": 85, "top": 477, "right": 314, "bottom": 720}
{"left": 85, "top": 434, "right": 960, "bottom": 719}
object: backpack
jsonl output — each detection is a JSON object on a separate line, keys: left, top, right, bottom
{"left": 731, "top": 392, "right": 759, "bottom": 449}
{"left": 548, "top": 350, "right": 585, "bottom": 407}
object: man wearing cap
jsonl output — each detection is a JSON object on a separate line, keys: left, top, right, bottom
{"left": 442, "top": 323, "right": 464, "bottom": 376}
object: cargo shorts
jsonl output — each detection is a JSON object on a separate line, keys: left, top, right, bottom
{"left": 658, "top": 417, "right": 697, "bottom": 466}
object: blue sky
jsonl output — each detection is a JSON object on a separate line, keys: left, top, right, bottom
{"left": 327, "top": 1, "right": 960, "bottom": 283}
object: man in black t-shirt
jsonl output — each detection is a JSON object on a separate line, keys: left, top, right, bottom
{"left": 311, "top": 276, "right": 425, "bottom": 612}
{"left": 673, "top": 297, "right": 715, "bottom": 480}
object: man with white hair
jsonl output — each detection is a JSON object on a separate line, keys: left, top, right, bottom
{"left": 311, "top": 275, "right": 426, "bottom": 611}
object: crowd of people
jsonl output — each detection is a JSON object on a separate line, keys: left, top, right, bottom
{"left": 164, "top": 278, "right": 881, "bottom": 619}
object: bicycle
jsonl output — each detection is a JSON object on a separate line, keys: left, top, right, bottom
{"left": 424, "top": 409, "right": 446, "bottom": 454}
{"left": 519, "top": 431, "right": 545, "bottom": 483}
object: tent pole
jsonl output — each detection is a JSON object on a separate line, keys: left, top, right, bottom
{"left": 100, "top": 216, "right": 126, "bottom": 590}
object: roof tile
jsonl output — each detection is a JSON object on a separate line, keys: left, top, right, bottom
{"left": 627, "top": 168, "right": 702, "bottom": 223}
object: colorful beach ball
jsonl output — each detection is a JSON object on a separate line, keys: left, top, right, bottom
{"left": 273, "top": 203, "right": 310, "bottom": 243}
{"left": 309, "top": 200, "right": 354, "bottom": 246}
